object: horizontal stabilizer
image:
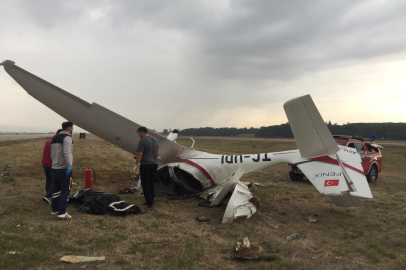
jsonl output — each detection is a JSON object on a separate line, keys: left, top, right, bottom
{"left": 296, "top": 147, "right": 372, "bottom": 207}
{"left": 284, "top": 95, "right": 339, "bottom": 158}
{"left": 297, "top": 157, "right": 349, "bottom": 195}
{"left": 2, "top": 60, "right": 184, "bottom": 164}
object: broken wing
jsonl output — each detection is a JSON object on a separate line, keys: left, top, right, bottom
{"left": 2, "top": 60, "right": 184, "bottom": 164}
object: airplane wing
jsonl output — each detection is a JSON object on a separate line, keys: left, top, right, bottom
{"left": 1, "top": 60, "right": 185, "bottom": 164}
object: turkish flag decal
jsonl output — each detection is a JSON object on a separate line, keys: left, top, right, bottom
{"left": 324, "top": 180, "right": 339, "bottom": 187}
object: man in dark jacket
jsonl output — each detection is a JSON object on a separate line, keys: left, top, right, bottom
{"left": 50, "top": 122, "right": 74, "bottom": 219}
{"left": 41, "top": 129, "right": 62, "bottom": 204}
{"left": 134, "top": 126, "right": 159, "bottom": 208}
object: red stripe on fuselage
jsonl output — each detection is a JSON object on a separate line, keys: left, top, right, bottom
{"left": 172, "top": 159, "right": 216, "bottom": 187}
{"left": 310, "top": 156, "right": 364, "bottom": 175}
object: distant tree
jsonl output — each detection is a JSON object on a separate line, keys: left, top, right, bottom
{"left": 162, "top": 129, "right": 169, "bottom": 135}
{"left": 177, "top": 123, "right": 405, "bottom": 139}
{"left": 256, "top": 122, "right": 406, "bottom": 140}
{"left": 180, "top": 127, "right": 259, "bottom": 137}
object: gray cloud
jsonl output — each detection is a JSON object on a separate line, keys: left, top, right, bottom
{"left": 12, "top": 0, "right": 406, "bottom": 83}
{"left": 18, "top": 0, "right": 86, "bottom": 28}
{"left": 1, "top": 0, "right": 406, "bottom": 131}
{"left": 100, "top": 0, "right": 406, "bottom": 82}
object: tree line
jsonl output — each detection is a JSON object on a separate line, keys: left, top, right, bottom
{"left": 176, "top": 122, "right": 406, "bottom": 140}
{"left": 179, "top": 127, "right": 259, "bottom": 137}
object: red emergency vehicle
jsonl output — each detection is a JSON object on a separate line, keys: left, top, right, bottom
{"left": 289, "top": 135, "right": 383, "bottom": 183}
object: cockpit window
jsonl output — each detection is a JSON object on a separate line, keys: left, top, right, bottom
{"left": 336, "top": 141, "right": 346, "bottom": 146}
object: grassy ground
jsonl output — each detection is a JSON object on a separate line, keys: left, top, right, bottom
{"left": 0, "top": 135, "right": 405, "bottom": 269}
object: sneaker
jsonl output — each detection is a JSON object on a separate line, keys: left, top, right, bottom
{"left": 51, "top": 211, "right": 58, "bottom": 215}
{"left": 42, "top": 196, "right": 51, "bottom": 204}
{"left": 58, "top": 212, "right": 72, "bottom": 219}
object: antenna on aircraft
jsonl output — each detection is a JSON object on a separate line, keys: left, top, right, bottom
{"left": 190, "top": 138, "right": 195, "bottom": 149}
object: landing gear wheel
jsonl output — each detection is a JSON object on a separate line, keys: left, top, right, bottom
{"left": 367, "top": 166, "right": 378, "bottom": 183}
{"left": 289, "top": 172, "right": 303, "bottom": 182}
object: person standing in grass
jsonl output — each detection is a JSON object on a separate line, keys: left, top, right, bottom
{"left": 50, "top": 122, "right": 74, "bottom": 219}
{"left": 41, "top": 129, "right": 62, "bottom": 204}
{"left": 134, "top": 126, "right": 159, "bottom": 209}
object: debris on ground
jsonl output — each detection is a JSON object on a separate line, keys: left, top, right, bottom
{"left": 16, "top": 224, "right": 20, "bottom": 228}
{"left": 119, "top": 178, "right": 172, "bottom": 197}
{"left": 60, "top": 255, "right": 105, "bottom": 263}
{"left": 2, "top": 164, "right": 11, "bottom": 177}
{"left": 197, "top": 201, "right": 222, "bottom": 208}
{"left": 241, "top": 181, "right": 266, "bottom": 190}
{"left": 119, "top": 176, "right": 143, "bottom": 194}
{"left": 232, "top": 237, "right": 278, "bottom": 261}
{"left": 118, "top": 187, "right": 135, "bottom": 194}
{"left": 287, "top": 233, "right": 298, "bottom": 241}
{"left": 305, "top": 216, "right": 317, "bottom": 223}
{"left": 196, "top": 215, "right": 210, "bottom": 222}
{"left": 222, "top": 180, "right": 258, "bottom": 224}
{"left": 257, "top": 211, "right": 279, "bottom": 229}
{"left": 8, "top": 251, "right": 19, "bottom": 255}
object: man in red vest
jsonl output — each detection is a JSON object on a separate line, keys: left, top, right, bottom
{"left": 42, "top": 129, "right": 62, "bottom": 203}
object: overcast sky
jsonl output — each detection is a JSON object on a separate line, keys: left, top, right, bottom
{"left": 1, "top": 0, "right": 405, "bottom": 133}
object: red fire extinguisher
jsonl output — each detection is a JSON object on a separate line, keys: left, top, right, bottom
{"left": 85, "top": 167, "right": 95, "bottom": 189}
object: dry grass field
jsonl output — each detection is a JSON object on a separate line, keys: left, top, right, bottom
{"left": 1, "top": 135, "right": 405, "bottom": 270}
{"left": 0, "top": 134, "right": 51, "bottom": 141}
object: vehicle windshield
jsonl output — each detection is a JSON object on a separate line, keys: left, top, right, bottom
{"left": 366, "top": 143, "right": 380, "bottom": 153}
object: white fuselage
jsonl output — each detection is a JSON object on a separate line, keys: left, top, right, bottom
{"left": 165, "top": 149, "right": 304, "bottom": 189}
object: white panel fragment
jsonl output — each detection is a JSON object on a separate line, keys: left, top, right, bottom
{"left": 222, "top": 181, "right": 257, "bottom": 224}
{"left": 198, "top": 167, "right": 244, "bottom": 205}
{"left": 211, "top": 167, "right": 244, "bottom": 206}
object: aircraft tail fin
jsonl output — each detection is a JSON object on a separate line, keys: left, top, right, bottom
{"left": 284, "top": 95, "right": 372, "bottom": 207}
{"left": 283, "top": 95, "right": 339, "bottom": 158}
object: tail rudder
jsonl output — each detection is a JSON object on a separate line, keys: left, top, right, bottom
{"left": 283, "top": 95, "right": 339, "bottom": 158}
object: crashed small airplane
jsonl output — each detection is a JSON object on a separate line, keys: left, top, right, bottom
{"left": 1, "top": 60, "right": 373, "bottom": 223}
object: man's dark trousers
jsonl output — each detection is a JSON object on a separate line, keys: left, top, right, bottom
{"left": 43, "top": 165, "right": 54, "bottom": 198}
{"left": 140, "top": 164, "right": 158, "bottom": 206}
{"left": 51, "top": 169, "right": 72, "bottom": 215}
